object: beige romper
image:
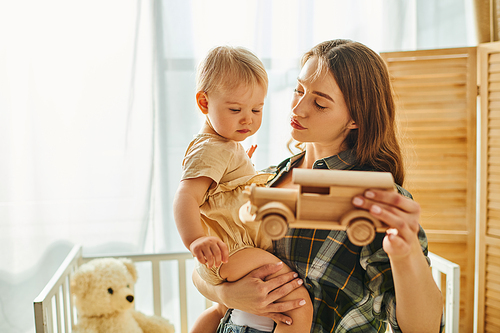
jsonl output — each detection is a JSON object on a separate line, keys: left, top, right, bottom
{"left": 181, "top": 133, "right": 273, "bottom": 285}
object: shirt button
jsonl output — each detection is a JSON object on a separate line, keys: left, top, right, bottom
{"left": 316, "top": 161, "right": 324, "bottom": 166}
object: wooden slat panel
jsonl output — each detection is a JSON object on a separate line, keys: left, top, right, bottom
{"left": 478, "top": 42, "right": 500, "bottom": 333}
{"left": 382, "top": 47, "right": 477, "bottom": 333}
{"left": 486, "top": 243, "right": 500, "bottom": 332}
{"left": 487, "top": 45, "right": 500, "bottom": 333}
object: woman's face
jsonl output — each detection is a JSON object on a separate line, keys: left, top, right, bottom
{"left": 290, "top": 56, "right": 357, "bottom": 151}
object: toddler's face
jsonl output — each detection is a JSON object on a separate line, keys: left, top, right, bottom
{"left": 205, "top": 83, "right": 266, "bottom": 141}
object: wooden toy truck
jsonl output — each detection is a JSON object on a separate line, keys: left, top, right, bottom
{"left": 239, "top": 169, "right": 395, "bottom": 246}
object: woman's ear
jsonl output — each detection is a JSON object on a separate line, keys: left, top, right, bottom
{"left": 348, "top": 121, "right": 358, "bottom": 129}
{"left": 196, "top": 91, "right": 209, "bottom": 114}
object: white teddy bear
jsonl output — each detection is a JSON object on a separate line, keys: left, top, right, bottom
{"left": 70, "top": 257, "right": 175, "bottom": 333}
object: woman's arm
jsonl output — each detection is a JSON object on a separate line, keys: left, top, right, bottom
{"left": 173, "top": 177, "right": 229, "bottom": 267}
{"left": 353, "top": 190, "right": 443, "bottom": 333}
{"left": 192, "top": 261, "right": 307, "bottom": 324}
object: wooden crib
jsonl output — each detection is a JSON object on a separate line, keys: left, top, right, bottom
{"left": 34, "top": 245, "right": 460, "bottom": 333}
{"left": 33, "top": 245, "right": 210, "bottom": 333}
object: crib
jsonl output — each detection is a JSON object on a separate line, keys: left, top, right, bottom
{"left": 33, "top": 245, "right": 460, "bottom": 333}
{"left": 33, "top": 245, "right": 210, "bottom": 333}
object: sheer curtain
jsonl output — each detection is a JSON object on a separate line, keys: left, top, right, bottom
{"left": 0, "top": 0, "right": 476, "bottom": 332}
{"left": 0, "top": 1, "right": 155, "bottom": 332}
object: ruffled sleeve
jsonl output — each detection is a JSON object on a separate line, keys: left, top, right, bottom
{"left": 181, "top": 136, "right": 236, "bottom": 185}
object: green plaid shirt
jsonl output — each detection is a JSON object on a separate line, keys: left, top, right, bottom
{"left": 267, "top": 150, "right": 443, "bottom": 333}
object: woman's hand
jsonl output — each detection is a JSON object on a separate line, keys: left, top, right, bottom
{"left": 219, "top": 262, "right": 306, "bottom": 324}
{"left": 352, "top": 189, "right": 443, "bottom": 332}
{"left": 352, "top": 189, "right": 422, "bottom": 260}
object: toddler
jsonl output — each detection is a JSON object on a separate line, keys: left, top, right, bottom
{"left": 173, "top": 46, "right": 312, "bottom": 333}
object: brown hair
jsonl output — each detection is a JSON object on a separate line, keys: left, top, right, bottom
{"left": 301, "top": 39, "right": 405, "bottom": 185}
{"left": 196, "top": 45, "right": 268, "bottom": 94}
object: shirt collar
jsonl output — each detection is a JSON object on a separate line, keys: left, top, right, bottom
{"left": 267, "top": 149, "right": 357, "bottom": 187}
{"left": 320, "top": 149, "right": 356, "bottom": 170}
{"left": 285, "top": 149, "right": 356, "bottom": 170}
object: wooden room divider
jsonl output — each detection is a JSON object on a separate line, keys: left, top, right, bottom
{"left": 381, "top": 47, "right": 477, "bottom": 333}
{"left": 478, "top": 42, "right": 500, "bottom": 333}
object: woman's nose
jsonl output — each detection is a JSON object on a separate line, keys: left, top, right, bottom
{"left": 291, "top": 96, "right": 305, "bottom": 116}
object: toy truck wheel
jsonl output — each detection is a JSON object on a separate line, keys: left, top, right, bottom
{"left": 346, "top": 219, "right": 376, "bottom": 246}
{"left": 261, "top": 214, "right": 288, "bottom": 240}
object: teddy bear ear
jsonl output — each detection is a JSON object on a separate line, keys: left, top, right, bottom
{"left": 119, "top": 258, "right": 138, "bottom": 282}
{"left": 70, "top": 264, "right": 94, "bottom": 296}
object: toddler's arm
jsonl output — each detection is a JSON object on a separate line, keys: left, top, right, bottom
{"left": 173, "top": 177, "right": 229, "bottom": 268}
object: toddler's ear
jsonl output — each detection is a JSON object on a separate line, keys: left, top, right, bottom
{"left": 196, "top": 91, "right": 209, "bottom": 114}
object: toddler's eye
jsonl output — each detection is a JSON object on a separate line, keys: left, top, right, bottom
{"left": 127, "top": 284, "right": 130, "bottom": 288}
{"left": 294, "top": 88, "right": 304, "bottom": 95}
{"left": 108, "top": 288, "right": 114, "bottom": 294}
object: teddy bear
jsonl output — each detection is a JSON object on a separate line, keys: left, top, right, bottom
{"left": 70, "top": 257, "right": 175, "bottom": 333}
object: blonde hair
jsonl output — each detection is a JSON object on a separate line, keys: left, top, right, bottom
{"left": 196, "top": 46, "right": 268, "bottom": 93}
{"left": 297, "top": 39, "right": 405, "bottom": 186}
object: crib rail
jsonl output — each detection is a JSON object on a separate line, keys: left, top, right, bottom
{"left": 33, "top": 245, "right": 82, "bottom": 333}
{"left": 34, "top": 246, "right": 460, "bottom": 333}
{"left": 428, "top": 252, "right": 460, "bottom": 332}
{"left": 33, "top": 245, "right": 206, "bottom": 333}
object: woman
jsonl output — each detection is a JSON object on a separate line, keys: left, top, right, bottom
{"left": 193, "top": 39, "right": 444, "bottom": 333}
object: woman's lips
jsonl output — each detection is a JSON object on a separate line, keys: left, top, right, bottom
{"left": 291, "top": 118, "right": 306, "bottom": 130}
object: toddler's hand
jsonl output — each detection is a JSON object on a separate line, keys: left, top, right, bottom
{"left": 246, "top": 144, "right": 257, "bottom": 158}
{"left": 190, "top": 236, "right": 229, "bottom": 268}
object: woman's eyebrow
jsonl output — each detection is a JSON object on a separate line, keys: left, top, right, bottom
{"left": 312, "top": 90, "right": 333, "bottom": 102}
{"left": 297, "top": 78, "right": 334, "bottom": 102}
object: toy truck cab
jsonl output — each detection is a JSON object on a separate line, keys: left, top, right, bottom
{"left": 239, "top": 169, "right": 395, "bottom": 246}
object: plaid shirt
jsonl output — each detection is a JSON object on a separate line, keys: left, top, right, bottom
{"left": 267, "top": 150, "right": 444, "bottom": 333}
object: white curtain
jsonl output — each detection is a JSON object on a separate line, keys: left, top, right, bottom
{"left": 0, "top": 0, "right": 476, "bottom": 332}
{"left": 0, "top": 1, "right": 155, "bottom": 332}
